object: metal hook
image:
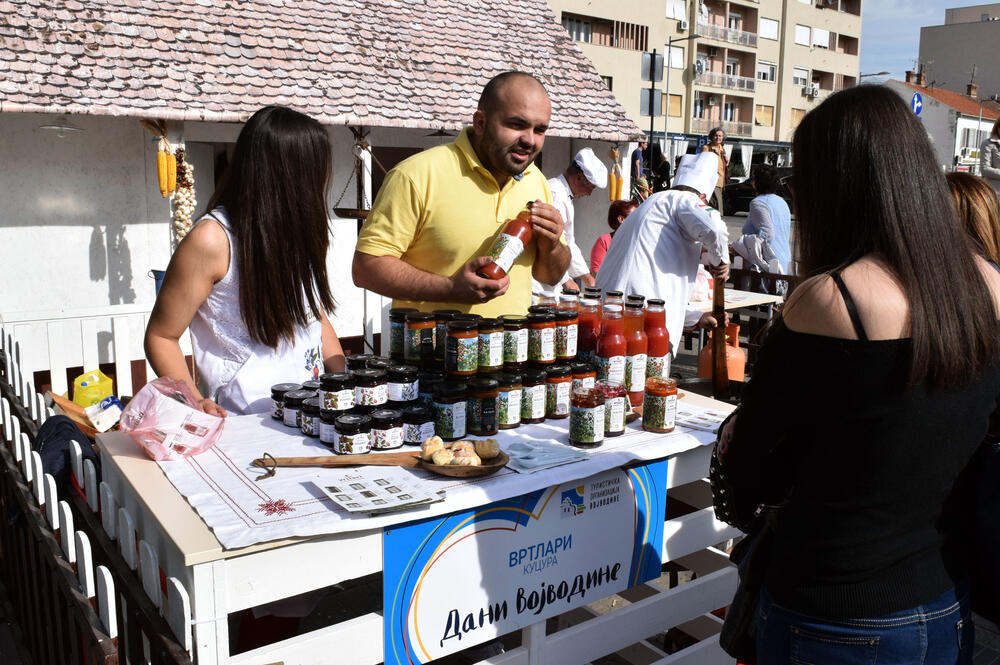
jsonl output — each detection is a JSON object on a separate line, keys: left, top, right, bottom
{"left": 252, "top": 453, "right": 277, "bottom": 481}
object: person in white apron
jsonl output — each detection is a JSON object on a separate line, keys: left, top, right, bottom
{"left": 145, "top": 106, "right": 345, "bottom": 416}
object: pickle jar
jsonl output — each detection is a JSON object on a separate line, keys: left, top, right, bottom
{"left": 478, "top": 318, "right": 504, "bottom": 373}
{"left": 345, "top": 354, "right": 374, "bottom": 374}
{"left": 334, "top": 414, "right": 373, "bottom": 454}
{"left": 571, "top": 362, "right": 597, "bottom": 392}
{"left": 352, "top": 369, "right": 388, "bottom": 414}
{"left": 418, "top": 371, "right": 445, "bottom": 410}
{"left": 300, "top": 398, "right": 321, "bottom": 437}
{"left": 433, "top": 310, "right": 461, "bottom": 361}
{"left": 319, "top": 372, "right": 355, "bottom": 412}
{"left": 545, "top": 364, "right": 573, "bottom": 419}
{"left": 569, "top": 388, "right": 606, "bottom": 448}
{"left": 387, "top": 364, "right": 420, "bottom": 405}
{"left": 500, "top": 314, "right": 529, "bottom": 369}
{"left": 555, "top": 309, "right": 579, "bottom": 361}
{"left": 371, "top": 408, "right": 404, "bottom": 450}
{"left": 527, "top": 312, "right": 556, "bottom": 365}
{"left": 403, "top": 404, "right": 435, "bottom": 445}
{"left": 520, "top": 368, "right": 547, "bottom": 424}
{"left": 405, "top": 312, "right": 436, "bottom": 368}
{"left": 467, "top": 376, "right": 500, "bottom": 436}
{"left": 270, "top": 383, "right": 302, "bottom": 421}
{"left": 432, "top": 380, "right": 468, "bottom": 441}
{"left": 642, "top": 377, "right": 678, "bottom": 433}
{"left": 389, "top": 308, "right": 418, "bottom": 362}
{"left": 498, "top": 372, "right": 522, "bottom": 430}
{"left": 598, "top": 380, "right": 628, "bottom": 437}
{"left": 282, "top": 389, "right": 316, "bottom": 428}
{"left": 445, "top": 320, "right": 479, "bottom": 376}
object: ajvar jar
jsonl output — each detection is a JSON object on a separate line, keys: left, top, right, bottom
{"left": 432, "top": 380, "right": 468, "bottom": 441}
{"left": 445, "top": 320, "right": 479, "bottom": 376}
{"left": 500, "top": 315, "right": 529, "bottom": 369}
{"left": 598, "top": 380, "right": 628, "bottom": 437}
{"left": 498, "top": 372, "right": 522, "bottom": 429}
{"left": 555, "top": 309, "right": 579, "bottom": 361}
{"left": 520, "top": 368, "right": 547, "bottom": 424}
{"left": 569, "top": 388, "right": 606, "bottom": 448}
{"left": 528, "top": 312, "right": 556, "bottom": 365}
{"left": 545, "top": 364, "right": 573, "bottom": 419}
{"left": 404, "top": 312, "right": 436, "bottom": 368}
{"left": 571, "top": 362, "right": 597, "bottom": 393}
{"left": 642, "top": 377, "right": 677, "bottom": 433}
{"left": 478, "top": 318, "right": 504, "bottom": 373}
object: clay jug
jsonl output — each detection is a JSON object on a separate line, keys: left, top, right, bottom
{"left": 698, "top": 323, "right": 746, "bottom": 381}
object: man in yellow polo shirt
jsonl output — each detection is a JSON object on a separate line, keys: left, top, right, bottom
{"left": 352, "top": 71, "right": 570, "bottom": 317}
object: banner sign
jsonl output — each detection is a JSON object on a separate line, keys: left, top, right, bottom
{"left": 383, "top": 459, "right": 669, "bottom": 664}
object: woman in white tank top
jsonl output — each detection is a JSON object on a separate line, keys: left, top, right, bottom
{"left": 144, "top": 106, "right": 345, "bottom": 415}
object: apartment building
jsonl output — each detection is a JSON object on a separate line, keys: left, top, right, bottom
{"left": 547, "top": 0, "right": 862, "bottom": 163}
{"left": 919, "top": 3, "right": 1000, "bottom": 101}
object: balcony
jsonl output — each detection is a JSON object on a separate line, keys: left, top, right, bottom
{"left": 692, "top": 117, "right": 753, "bottom": 136}
{"left": 694, "top": 70, "right": 756, "bottom": 93}
{"left": 696, "top": 20, "right": 758, "bottom": 48}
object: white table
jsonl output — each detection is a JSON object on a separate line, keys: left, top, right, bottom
{"left": 688, "top": 287, "right": 783, "bottom": 314}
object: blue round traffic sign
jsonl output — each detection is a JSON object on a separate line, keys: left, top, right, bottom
{"left": 911, "top": 92, "right": 923, "bottom": 116}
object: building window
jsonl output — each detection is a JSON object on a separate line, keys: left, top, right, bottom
{"left": 755, "top": 104, "right": 774, "bottom": 127}
{"left": 669, "top": 45, "right": 685, "bottom": 68}
{"left": 726, "top": 58, "right": 740, "bottom": 76}
{"left": 562, "top": 15, "right": 592, "bottom": 42}
{"left": 693, "top": 97, "right": 705, "bottom": 119}
{"left": 666, "top": 0, "right": 686, "bottom": 20}
{"left": 561, "top": 12, "right": 648, "bottom": 51}
{"left": 757, "top": 61, "right": 777, "bottom": 82}
{"left": 812, "top": 28, "right": 830, "bottom": 48}
{"left": 729, "top": 12, "right": 742, "bottom": 30}
{"left": 760, "top": 17, "right": 779, "bottom": 40}
{"left": 795, "top": 24, "right": 810, "bottom": 46}
{"left": 662, "top": 93, "right": 683, "bottom": 117}
{"left": 723, "top": 101, "right": 736, "bottom": 122}
{"left": 791, "top": 108, "right": 807, "bottom": 128}
{"left": 793, "top": 67, "right": 809, "bottom": 86}
{"left": 601, "top": 75, "right": 613, "bottom": 91}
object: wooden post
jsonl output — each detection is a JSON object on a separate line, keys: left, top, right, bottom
{"left": 712, "top": 276, "right": 729, "bottom": 400}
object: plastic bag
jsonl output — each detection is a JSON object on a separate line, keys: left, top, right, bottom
{"left": 690, "top": 264, "right": 712, "bottom": 303}
{"left": 119, "top": 377, "right": 225, "bottom": 461}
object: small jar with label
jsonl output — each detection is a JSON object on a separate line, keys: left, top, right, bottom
{"left": 555, "top": 309, "right": 579, "bottom": 361}
{"left": 642, "top": 377, "right": 678, "bottom": 433}
{"left": 445, "top": 320, "right": 479, "bottom": 376}
{"left": 345, "top": 354, "right": 374, "bottom": 374}
{"left": 477, "top": 318, "right": 504, "bottom": 372}
{"left": 387, "top": 365, "right": 419, "bottom": 403}
{"left": 353, "top": 369, "right": 388, "bottom": 414}
{"left": 302, "top": 379, "right": 321, "bottom": 392}
{"left": 498, "top": 372, "right": 522, "bottom": 429}
{"left": 334, "top": 414, "right": 373, "bottom": 454}
{"left": 545, "top": 364, "right": 573, "bottom": 419}
{"left": 319, "top": 372, "right": 355, "bottom": 412}
{"left": 405, "top": 312, "right": 436, "bottom": 368}
{"left": 527, "top": 312, "right": 556, "bottom": 365}
{"left": 432, "top": 381, "right": 468, "bottom": 441}
{"left": 571, "top": 362, "right": 597, "bottom": 393}
{"left": 520, "top": 368, "right": 547, "bottom": 424}
{"left": 467, "top": 376, "right": 500, "bottom": 436}
{"left": 319, "top": 408, "right": 341, "bottom": 448}
{"left": 500, "top": 315, "right": 529, "bottom": 369}
{"left": 371, "top": 409, "right": 404, "bottom": 450}
{"left": 569, "top": 388, "right": 606, "bottom": 448}
{"left": 389, "top": 308, "right": 417, "bottom": 362}
{"left": 433, "top": 310, "right": 461, "bottom": 361}
{"left": 418, "top": 371, "right": 445, "bottom": 410}
{"left": 598, "top": 380, "right": 628, "bottom": 437}
{"left": 282, "top": 389, "right": 316, "bottom": 428}
{"left": 403, "top": 404, "right": 435, "bottom": 445}
{"left": 300, "top": 398, "right": 321, "bottom": 437}
{"left": 270, "top": 383, "right": 302, "bottom": 420}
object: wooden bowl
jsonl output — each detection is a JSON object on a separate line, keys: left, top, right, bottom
{"left": 419, "top": 450, "right": 509, "bottom": 478}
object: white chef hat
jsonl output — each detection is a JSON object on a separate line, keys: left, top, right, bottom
{"left": 573, "top": 148, "right": 608, "bottom": 188}
{"left": 673, "top": 152, "right": 719, "bottom": 198}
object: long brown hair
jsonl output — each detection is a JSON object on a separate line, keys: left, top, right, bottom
{"left": 207, "top": 106, "right": 334, "bottom": 348}
{"left": 946, "top": 172, "right": 1000, "bottom": 264}
{"left": 792, "top": 85, "right": 998, "bottom": 390}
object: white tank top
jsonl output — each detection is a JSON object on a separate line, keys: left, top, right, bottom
{"left": 188, "top": 207, "right": 324, "bottom": 414}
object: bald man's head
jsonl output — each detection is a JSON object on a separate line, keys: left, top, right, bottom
{"left": 478, "top": 72, "right": 548, "bottom": 115}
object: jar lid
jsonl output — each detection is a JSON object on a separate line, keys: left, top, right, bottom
{"left": 527, "top": 312, "right": 555, "bottom": 323}
{"left": 283, "top": 389, "right": 316, "bottom": 406}
{"left": 319, "top": 372, "right": 354, "bottom": 389}
{"left": 335, "top": 414, "right": 371, "bottom": 432}
{"left": 527, "top": 305, "right": 556, "bottom": 315}
{"left": 446, "top": 320, "right": 479, "bottom": 332}
{"left": 271, "top": 382, "right": 302, "bottom": 395}
{"left": 345, "top": 354, "right": 374, "bottom": 369}
{"left": 498, "top": 371, "right": 522, "bottom": 386}
{"left": 606, "top": 290, "right": 624, "bottom": 298}
{"left": 478, "top": 317, "right": 502, "bottom": 329}
{"left": 366, "top": 357, "right": 394, "bottom": 370}
{"left": 645, "top": 377, "right": 677, "bottom": 391}
{"left": 370, "top": 409, "right": 403, "bottom": 426}
{"left": 405, "top": 311, "right": 435, "bottom": 323}
{"left": 602, "top": 304, "right": 622, "bottom": 315}
{"left": 647, "top": 298, "right": 665, "bottom": 307}
{"left": 521, "top": 368, "right": 547, "bottom": 383}
{"left": 434, "top": 380, "right": 468, "bottom": 398}
{"left": 352, "top": 368, "right": 386, "bottom": 381}
{"left": 500, "top": 314, "right": 528, "bottom": 325}
{"left": 579, "top": 298, "right": 600, "bottom": 307}
{"left": 470, "top": 376, "right": 499, "bottom": 391}
{"left": 302, "top": 397, "right": 321, "bottom": 413}
{"left": 627, "top": 294, "right": 646, "bottom": 304}
{"left": 454, "top": 313, "right": 482, "bottom": 321}
{"left": 388, "top": 365, "right": 419, "bottom": 382}
{"left": 625, "top": 301, "right": 644, "bottom": 310}
{"left": 561, "top": 286, "right": 580, "bottom": 295}
{"left": 432, "top": 309, "right": 462, "bottom": 320}
{"left": 571, "top": 362, "right": 595, "bottom": 374}
{"left": 302, "top": 379, "right": 321, "bottom": 391}
{"left": 402, "top": 404, "right": 433, "bottom": 421}
{"left": 555, "top": 309, "right": 578, "bottom": 321}
{"left": 546, "top": 364, "right": 573, "bottom": 378}
{"left": 389, "top": 307, "right": 418, "bottom": 321}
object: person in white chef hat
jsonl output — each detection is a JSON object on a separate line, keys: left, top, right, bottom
{"left": 534, "top": 147, "right": 608, "bottom": 294}
{"left": 595, "top": 151, "right": 730, "bottom": 358}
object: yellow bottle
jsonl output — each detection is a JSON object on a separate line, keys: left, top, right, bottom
{"left": 73, "top": 370, "right": 114, "bottom": 407}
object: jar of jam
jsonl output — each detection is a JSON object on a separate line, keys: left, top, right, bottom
{"left": 477, "top": 205, "right": 533, "bottom": 280}
{"left": 367, "top": 357, "right": 394, "bottom": 372}
{"left": 371, "top": 409, "right": 404, "bottom": 450}
{"left": 319, "top": 372, "right": 355, "bottom": 412}
{"left": 555, "top": 309, "right": 579, "bottom": 361}
{"left": 300, "top": 398, "right": 320, "bottom": 437}
{"left": 433, "top": 310, "right": 461, "bottom": 361}
{"left": 389, "top": 308, "right": 418, "bottom": 361}
{"left": 282, "top": 389, "right": 316, "bottom": 428}
{"left": 520, "top": 368, "right": 547, "bottom": 424}
{"left": 319, "top": 408, "right": 341, "bottom": 448}
{"left": 445, "top": 320, "right": 479, "bottom": 376}
{"left": 571, "top": 362, "right": 597, "bottom": 392}
{"left": 536, "top": 291, "right": 557, "bottom": 307}
{"left": 598, "top": 380, "right": 628, "bottom": 437}
{"left": 353, "top": 369, "right": 388, "bottom": 413}
{"left": 500, "top": 315, "right": 529, "bottom": 369}
{"left": 270, "top": 383, "right": 302, "bottom": 420}
{"left": 528, "top": 312, "right": 556, "bottom": 365}
{"left": 467, "top": 376, "right": 500, "bottom": 436}
{"left": 418, "top": 371, "right": 445, "bottom": 410}
{"left": 432, "top": 381, "right": 468, "bottom": 441}
{"left": 642, "top": 377, "right": 677, "bottom": 433}
{"left": 558, "top": 290, "right": 579, "bottom": 311}
{"left": 498, "top": 372, "right": 522, "bottom": 429}
{"left": 569, "top": 388, "right": 606, "bottom": 448}
{"left": 403, "top": 404, "right": 435, "bottom": 445}
{"left": 345, "top": 354, "right": 374, "bottom": 374}
{"left": 334, "top": 414, "right": 373, "bottom": 454}
{"left": 405, "top": 312, "right": 436, "bottom": 367}
{"left": 387, "top": 365, "right": 419, "bottom": 403}
{"left": 545, "top": 364, "right": 573, "bottom": 419}
{"left": 302, "top": 379, "right": 321, "bottom": 392}
{"left": 478, "top": 318, "right": 504, "bottom": 373}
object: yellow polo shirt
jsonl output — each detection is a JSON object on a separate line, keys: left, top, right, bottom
{"left": 356, "top": 128, "right": 554, "bottom": 317}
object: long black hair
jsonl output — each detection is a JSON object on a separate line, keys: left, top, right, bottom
{"left": 792, "top": 85, "right": 998, "bottom": 389}
{"left": 207, "top": 106, "right": 335, "bottom": 348}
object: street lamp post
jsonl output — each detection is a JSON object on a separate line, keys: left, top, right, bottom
{"left": 663, "top": 33, "right": 700, "bottom": 161}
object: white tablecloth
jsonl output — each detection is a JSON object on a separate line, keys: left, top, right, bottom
{"left": 157, "top": 411, "right": 716, "bottom": 549}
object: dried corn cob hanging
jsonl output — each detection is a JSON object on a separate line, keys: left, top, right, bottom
{"left": 157, "top": 138, "right": 170, "bottom": 197}
{"left": 171, "top": 144, "right": 196, "bottom": 241}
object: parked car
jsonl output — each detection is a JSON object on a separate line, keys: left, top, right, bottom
{"left": 722, "top": 165, "right": 794, "bottom": 215}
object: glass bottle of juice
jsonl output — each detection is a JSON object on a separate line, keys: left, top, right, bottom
{"left": 577, "top": 298, "right": 601, "bottom": 363}
{"left": 477, "top": 204, "right": 534, "bottom": 280}
{"left": 596, "top": 304, "right": 626, "bottom": 384}
{"left": 645, "top": 298, "right": 671, "bottom": 379}
{"left": 623, "top": 301, "right": 648, "bottom": 406}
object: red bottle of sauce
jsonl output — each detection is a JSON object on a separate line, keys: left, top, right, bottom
{"left": 477, "top": 205, "right": 534, "bottom": 280}
{"left": 596, "top": 304, "right": 626, "bottom": 384}
{"left": 644, "top": 298, "right": 671, "bottom": 380}
{"left": 623, "top": 301, "right": 648, "bottom": 406}
{"left": 577, "top": 298, "right": 601, "bottom": 364}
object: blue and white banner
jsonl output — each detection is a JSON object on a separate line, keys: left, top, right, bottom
{"left": 383, "top": 459, "right": 669, "bottom": 664}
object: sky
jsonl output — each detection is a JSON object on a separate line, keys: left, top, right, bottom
{"left": 859, "top": 0, "right": 958, "bottom": 82}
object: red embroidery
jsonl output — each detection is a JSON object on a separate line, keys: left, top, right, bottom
{"left": 257, "top": 499, "right": 296, "bottom": 516}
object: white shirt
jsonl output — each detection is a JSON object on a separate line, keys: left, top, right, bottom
{"left": 594, "top": 190, "right": 729, "bottom": 356}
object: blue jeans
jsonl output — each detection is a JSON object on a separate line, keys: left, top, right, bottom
{"left": 756, "top": 583, "right": 973, "bottom": 665}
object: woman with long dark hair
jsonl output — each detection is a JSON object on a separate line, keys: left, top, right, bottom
{"left": 145, "top": 106, "right": 345, "bottom": 415}
{"left": 718, "top": 85, "right": 1000, "bottom": 663}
